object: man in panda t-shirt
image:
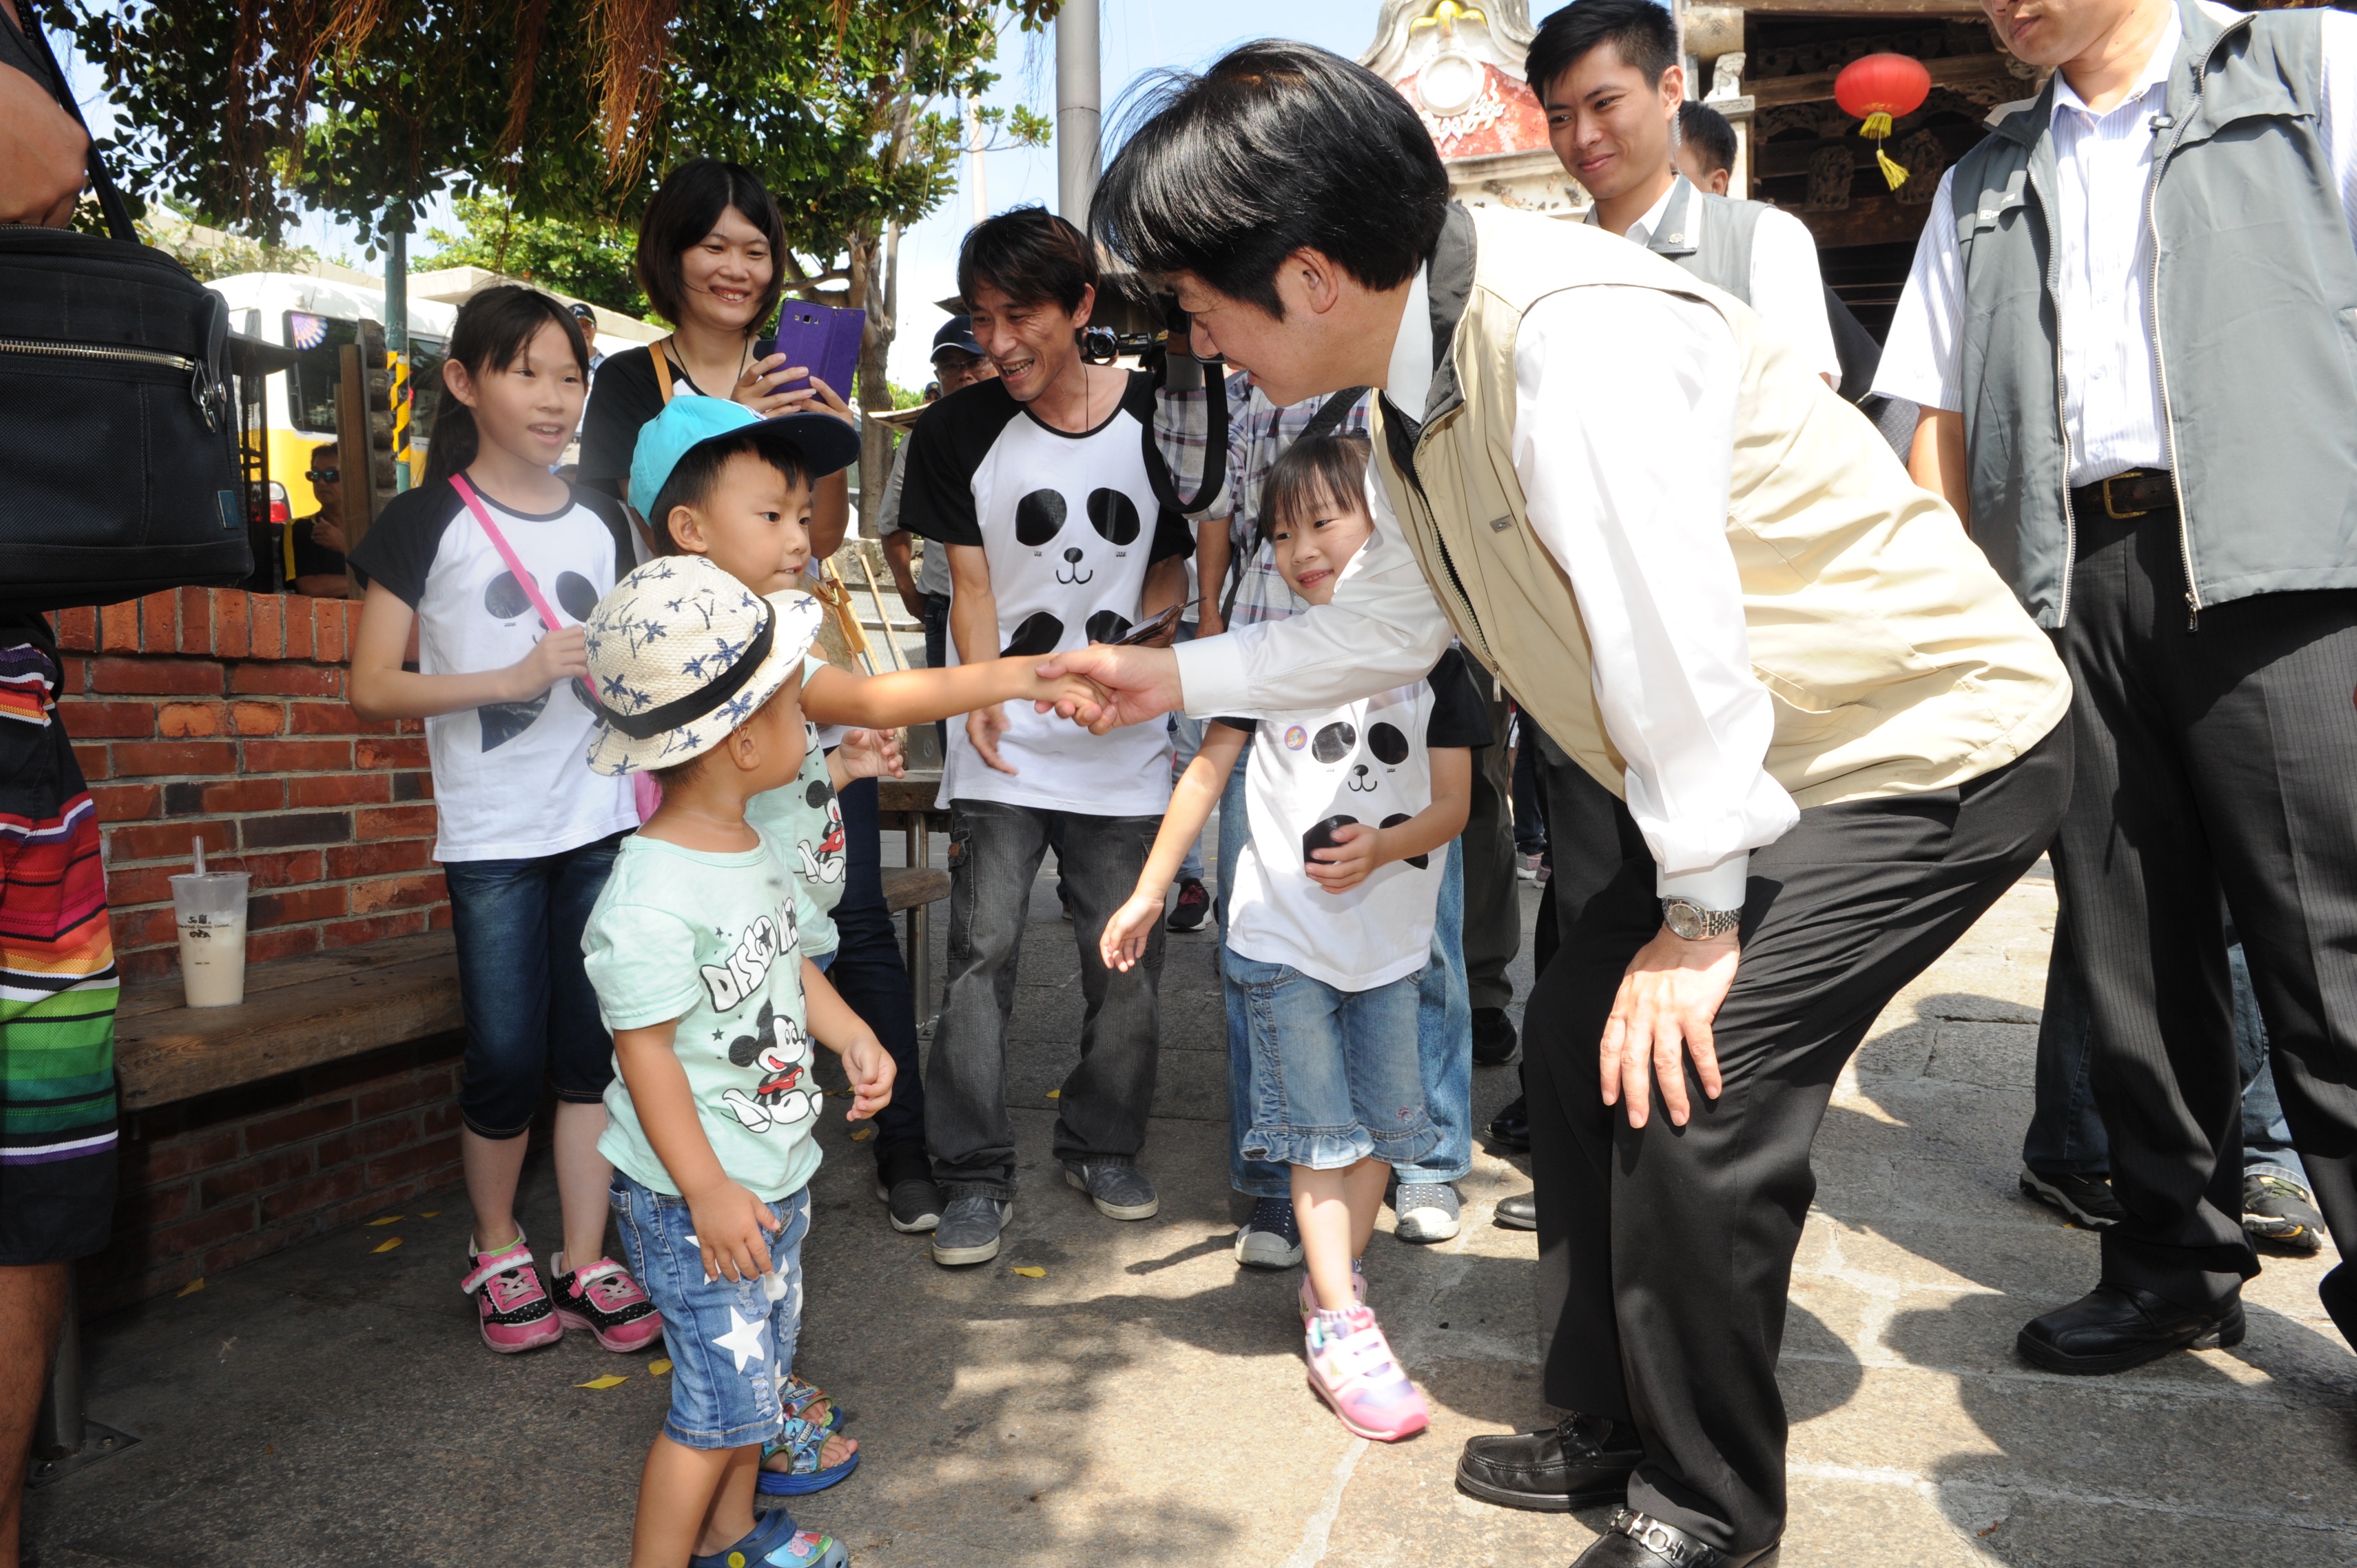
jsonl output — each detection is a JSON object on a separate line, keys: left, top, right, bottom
{"left": 897, "top": 207, "right": 1193, "bottom": 1266}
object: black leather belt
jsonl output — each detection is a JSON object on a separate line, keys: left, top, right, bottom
{"left": 2068, "top": 469, "right": 2178, "bottom": 519}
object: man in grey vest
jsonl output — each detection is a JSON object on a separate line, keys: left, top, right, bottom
{"left": 1875, "top": 0, "right": 2357, "bottom": 1373}
{"left": 1480, "top": 0, "right": 1854, "bottom": 1213}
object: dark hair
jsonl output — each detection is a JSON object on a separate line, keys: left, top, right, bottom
{"left": 635, "top": 158, "right": 788, "bottom": 331}
{"left": 1260, "top": 432, "right": 1373, "bottom": 542}
{"left": 1091, "top": 41, "right": 1448, "bottom": 317}
{"left": 956, "top": 205, "right": 1096, "bottom": 315}
{"left": 1677, "top": 100, "right": 1737, "bottom": 176}
{"left": 1526, "top": 0, "right": 1682, "bottom": 99}
{"left": 646, "top": 430, "right": 810, "bottom": 555}
{"left": 423, "top": 285, "right": 589, "bottom": 488}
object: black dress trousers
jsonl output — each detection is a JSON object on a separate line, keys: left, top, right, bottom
{"left": 2051, "top": 509, "right": 2357, "bottom": 1310}
{"left": 1524, "top": 726, "right": 2070, "bottom": 1553}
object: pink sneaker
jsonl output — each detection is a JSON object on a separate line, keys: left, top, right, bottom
{"left": 1298, "top": 1261, "right": 1368, "bottom": 1322}
{"left": 1305, "top": 1306, "right": 1428, "bottom": 1442}
{"left": 550, "top": 1252, "right": 664, "bottom": 1352}
{"left": 460, "top": 1236, "right": 563, "bottom": 1353}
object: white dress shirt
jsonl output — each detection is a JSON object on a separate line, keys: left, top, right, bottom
{"left": 1874, "top": 2, "right": 2357, "bottom": 486}
{"left": 1592, "top": 180, "right": 1844, "bottom": 387}
{"left": 1177, "top": 271, "right": 1797, "bottom": 910}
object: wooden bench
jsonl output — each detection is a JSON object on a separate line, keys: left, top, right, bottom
{"left": 114, "top": 931, "right": 462, "bottom": 1112}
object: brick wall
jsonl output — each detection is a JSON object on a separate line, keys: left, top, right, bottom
{"left": 82, "top": 1034, "right": 471, "bottom": 1313}
{"left": 48, "top": 587, "right": 448, "bottom": 983}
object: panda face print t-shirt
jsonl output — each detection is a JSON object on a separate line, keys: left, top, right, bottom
{"left": 897, "top": 370, "right": 1193, "bottom": 816}
{"left": 349, "top": 477, "right": 640, "bottom": 862}
{"left": 1220, "top": 648, "right": 1492, "bottom": 993}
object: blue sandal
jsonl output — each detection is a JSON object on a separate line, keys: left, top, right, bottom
{"left": 758, "top": 1375, "right": 860, "bottom": 1496}
{"left": 690, "top": 1509, "right": 847, "bottom": 1568}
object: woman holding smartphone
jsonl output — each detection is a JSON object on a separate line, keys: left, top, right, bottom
{"left": 577, "top": 156, "right": 852, "bottom": 548}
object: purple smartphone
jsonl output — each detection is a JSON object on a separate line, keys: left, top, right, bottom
{"left": 754, "top": 303, "right": 866, "bottom": 399}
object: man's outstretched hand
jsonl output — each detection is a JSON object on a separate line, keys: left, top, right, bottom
{"left": 1032, "top": 645, "right": 1184, "bottom": 734}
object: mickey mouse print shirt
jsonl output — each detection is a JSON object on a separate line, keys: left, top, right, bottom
{"left": 583, "top": 827, "right": 824, "bottom": 1204}
{"left": 1218, "top": 649, "right": 1491, "bottom": 993}
{"left": 898, "top": 370, "right": 1195, "bottom": 816}
{"left": 349, "top": 477, "right": 640, "bottom": 862}
{"left": 745, "top": 657, "right": 849, "bottom": 961}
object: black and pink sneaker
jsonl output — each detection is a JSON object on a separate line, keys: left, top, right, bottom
{"left": 460, "top": 1236, "right": 563, "bottom": 1353}
{"left": 550, "top": 1252, "right": 663, "bottom": 1352}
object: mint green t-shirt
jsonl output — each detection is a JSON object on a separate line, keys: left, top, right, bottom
{"left": 584, "top": 828, "right": 822, "bottom": 1203}
{"left": 745, "top": 665, "right": 847, "bottom": 960}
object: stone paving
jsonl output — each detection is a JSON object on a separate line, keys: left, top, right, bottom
{"left": 24, "top": 856, "right": 2355, "bottom": 1567}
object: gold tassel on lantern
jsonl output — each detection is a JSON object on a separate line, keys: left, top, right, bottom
{"left": 1861, "top": 111, "right": 1907, "bottom": 190}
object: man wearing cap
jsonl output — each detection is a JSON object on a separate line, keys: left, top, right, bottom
{"left": 1874, "top": 0, "right": 2357, "bottom": 1374}
{"left": 1046, "top": 43, "right": 2070, "bottom": 1567}
{"left": 878, "top": 314, "right": 997, "bottom": 677}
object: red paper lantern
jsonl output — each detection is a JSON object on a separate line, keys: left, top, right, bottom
{"left": 1835, "top": 52, "right": 1932, "bottom": 190}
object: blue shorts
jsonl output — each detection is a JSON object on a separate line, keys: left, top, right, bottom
{"left": 1226, "top": 953, "right": 1439, "bottom": 1172}
{"left": 611, "top": 1171, "right": 809, "bottom": 1451}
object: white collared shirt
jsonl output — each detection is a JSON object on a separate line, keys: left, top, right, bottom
{"left": 1591, "top": 179, "right": 1845, "bottom": 386}
{"left": 1874, "top": 1, "right": 2357, "bottom": 486}
{"left": 1177, "top": 269, "right": 1794, "bottom": 909}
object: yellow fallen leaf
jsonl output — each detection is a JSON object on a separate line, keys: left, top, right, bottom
{"left": 178, "top": 1277, "right": 205, "bottom": 1297}
{"left": 372, "top": 1237, "right": 403, "bottom": 1254}
{"left": 826, "top": 1088, "right": 852, "bottom": 1098}
{"left": 576, "top": 1374, "right": 628, "bottom": 1390}
{"left": 420, "top": 1210, "right": 441, "bottom": 1218}
{"left": 367, "top": 1215, "right": 402, "bottom": 1226}
{"left": 849, "top": 1126, "right": 873, "bottom": 1141}
{"left": 1010, "top": 1266, "right": 1046, "bottom": 1278}
{"left": 1044, "top": 1089, "right": 1061, "bottom": 1099}
{"left": 648, "top": 1358, "right": 673, "bottom": 1376}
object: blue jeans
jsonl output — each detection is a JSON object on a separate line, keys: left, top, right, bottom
{"left": 442, "top": 832, "right": 624, "bottom": 1139}
{"left": 825, "top": 775, "right": 925, "bottom": 1164}
{"left": 1227, "top": 953, "right": 1437, "bottom": 1171}
{"left": 1218, "top": 749, "right": 1474, "bottom": 1195}
{"left": 2023, "top": 931, "right": 2305, "bottom": 1185}
{"left": 610, "top": 1173, "right": 810, "bottom": 1451}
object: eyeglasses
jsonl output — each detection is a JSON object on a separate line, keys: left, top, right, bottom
{"left": 305, "top": 468, "right": 339, "bottom": 483}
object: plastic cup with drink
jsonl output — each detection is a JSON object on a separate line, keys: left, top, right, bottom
{"left": 171, "top": 838, "right": 250, "bottom": 1008}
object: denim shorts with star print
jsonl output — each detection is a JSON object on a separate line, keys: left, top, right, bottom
{"left": 611, "top": 1171, "right": 810, "bottom": 1450}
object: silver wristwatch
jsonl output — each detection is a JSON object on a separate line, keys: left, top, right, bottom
{"left": 1660, "top": 896, "right": 1741, "bottom": 941}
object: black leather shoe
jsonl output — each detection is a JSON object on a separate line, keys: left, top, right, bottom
{"left": 2016, "top": 1283, "right": 2245, "bottom": 1375}
{"left": 1495, "top": 1190, "right": 1537, "bottom": 1231}
{"left": 1569, "top": 1509, "right": 1779, "bottom": 1567}
{"left": 1455, "top": 1412, "right": 1640, "bottom": 1512}
{"left": 2319, "top": 1262, "right": 2357, "bottom": 1348}
{"left": 1489, "top": 1094, "right": 1530, "bottom": 1151}
{"left": 1473, "top": 1007, "right": 1521, "bottom": 1067}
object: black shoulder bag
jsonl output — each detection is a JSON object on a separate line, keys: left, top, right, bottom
{"left": 0, "top": 9, "right": 250, "bottom": 611}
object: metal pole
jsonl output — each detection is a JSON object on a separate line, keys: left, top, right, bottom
{"left": 1054, "top": 2, "right": 1100, "bottom": 226}
{"left": 384, "top": 214, "right": 411, "bottom": 492}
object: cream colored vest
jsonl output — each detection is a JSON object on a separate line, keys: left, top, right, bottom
{"left": 1375, "top": 207, "right": 2070, "bottom": 808}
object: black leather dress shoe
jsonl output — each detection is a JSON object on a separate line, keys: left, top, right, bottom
{"left": 1474, "top": 1007, "right": 1522, "bottom": 1066}
{"left": 1570, "top": 1509, "right": 1779, "bottom": 1567}
{"left": 1489, "top": 1094, "right": 1531, "bottom": 1151}
{"left": 2017, "top": 1283, "right": 2244, "bottom": 1375}
{"left": 2318, "top": 1262, "right": 2356, "bottom": 1348}
{"left": 1495, "top": 1190, "right": 1537, "bottom": 1230}
{"left": 1457, "top": 1412, "right": 1640, "bottom": 1512}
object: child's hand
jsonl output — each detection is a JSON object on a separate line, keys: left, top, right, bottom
{"left": 683, "top": 1178, "right": 780, "bottom": 1284}
{"left": 1307, "top": 822, "right": 1383, "bottom": 894}
{"left": 507, "top": 625, "right": 587, "bottom": 701}
{"left": 836, "top": 1034, "right": 896, "bottom": 1120}
{"left": 1099, "top": 889, "right": 1166, "bottom": 972}
{"left": 838, "top": 728, "right": 905, "bottom": 781}
{"left": 967, "top": 704, "right": 1016, "bottom": 774}
{"left": 1029, "top": 669, "right": 1111, "bottom": 717}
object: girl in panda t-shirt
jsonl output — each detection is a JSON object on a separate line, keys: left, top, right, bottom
{"left": 1100, "top": 435, "right": 1485, "bottom": 1443}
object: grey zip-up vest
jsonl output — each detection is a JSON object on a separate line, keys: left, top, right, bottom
{"left": 1948, "top": 1, "right": 2357, "bottom": 627}
{"left": 1644, "top": 174, "right": 1764, "bottom": 302}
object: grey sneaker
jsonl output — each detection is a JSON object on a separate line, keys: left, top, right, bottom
{"left": 1064, "top": 1158, "right": 1160, "bottom": 1220}
{"left": 930, "top": 1192, "right": 1012, "bottom": 1266}
{"left": 876, "top": 1174, "right": 944, "bottom": 1235}
{"left": 2020, "top": 1166, "right": 2124, "bottom": 1229}
{"left": 2244, "top": 1170, "right": 2324, "bottom": 1254}
{"left": 1394, "top": 1182, "right": 1462, "bottom": 1243}
{"left": 1234, "top": 1195, "right": 1304, "bottom": 1269}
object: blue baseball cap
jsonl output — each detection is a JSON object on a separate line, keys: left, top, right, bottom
{"left": 626, "top": 396, "right": 861, "bottom": 520}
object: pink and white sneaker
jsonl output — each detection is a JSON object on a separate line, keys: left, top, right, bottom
{"left": 1298, "top": 1261, "right": 1368, "bottom": 1322}
{"left": 460, "top": 1236, "right": 563, "bottom": 1353}
{"left": 1305, "top": 1306, "right": 1428, "bottom": 1442}
{"left": 550, "top": 1252, "right": 663, "bottom": 1352}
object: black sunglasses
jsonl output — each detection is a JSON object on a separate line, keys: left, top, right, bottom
{"left": 305, "top": 467, "right": 339, "bottom": 483}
